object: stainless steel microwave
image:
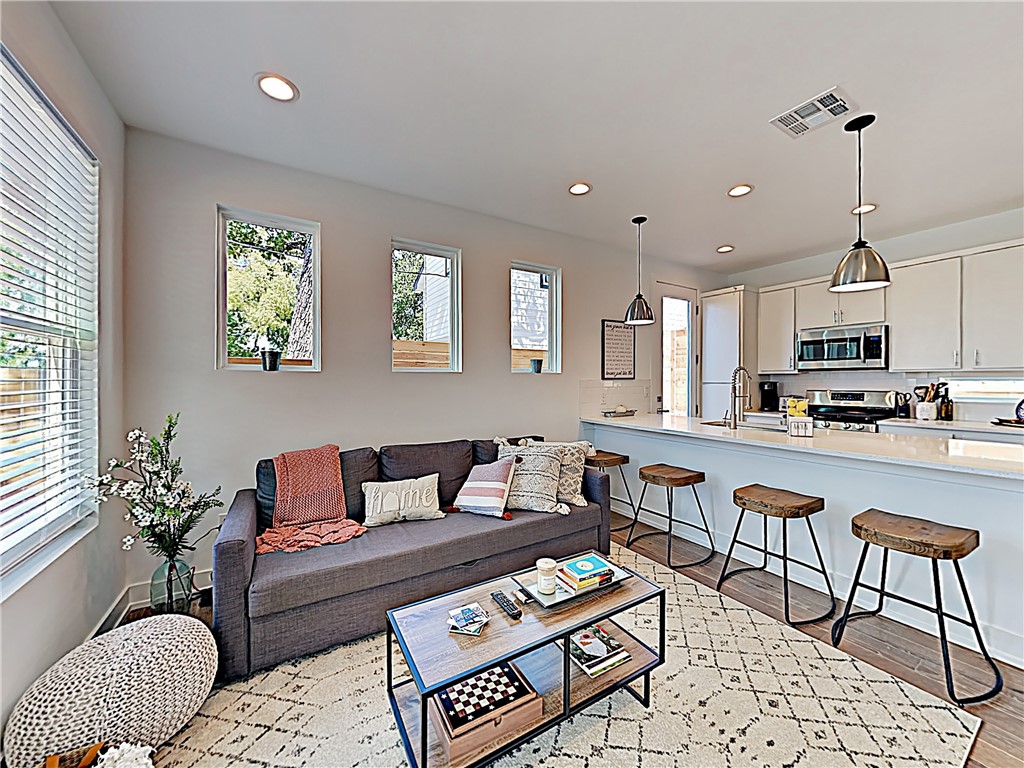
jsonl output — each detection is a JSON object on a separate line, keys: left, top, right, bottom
{"left": 796, "top": 324, "right": 888, "bottom": 371}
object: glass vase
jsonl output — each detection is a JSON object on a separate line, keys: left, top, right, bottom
{"left": 150, "top": 557, "right": 192, "bottom": 613}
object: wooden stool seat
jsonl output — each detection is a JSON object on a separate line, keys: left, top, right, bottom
{"left": 851, "top": 509, "right": 979, "bottom": 560}
{"left": 638, "top": 464, "right": 705, "bottom": 488}
{"left": 585, "top": 450, "right": 629, "bottom": 469}
{"left": 733, "top": 483, "right": 824, "bottom": 519}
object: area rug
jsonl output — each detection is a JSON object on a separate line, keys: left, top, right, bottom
{"left": 156, "top": 544, "right": 980, "bottom": 767}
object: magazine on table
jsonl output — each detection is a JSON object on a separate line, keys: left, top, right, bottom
{"left": 564, "top": 623, "right": 632, "bottom": 677}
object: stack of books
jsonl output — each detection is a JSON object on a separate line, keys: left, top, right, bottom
{"left": 566, "top": 623, "right": 632, "bottom": 678}
{"left": 447, "top": 603, "right": 490, "bottom": 636}
{"left": 556, "top": 553, "right": 615, "bottom": 596}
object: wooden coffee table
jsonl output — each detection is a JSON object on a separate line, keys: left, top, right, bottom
{"left": 385, "top": 550, "right": 666, "bottom": 768}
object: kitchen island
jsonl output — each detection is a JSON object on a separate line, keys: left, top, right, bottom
{"left": 580, "top": 413, "right": 1024, "bottom": 666}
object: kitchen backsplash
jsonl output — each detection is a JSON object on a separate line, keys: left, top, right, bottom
{"left": 761, "top": 370, "right": 1012, "bottom": 422}
{"left": 579, "top": 379, "right": 653, "bottom": 418}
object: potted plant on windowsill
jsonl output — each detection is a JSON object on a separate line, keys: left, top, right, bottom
{"left": 87, "top": 414, "right": 223, "bottom": 614}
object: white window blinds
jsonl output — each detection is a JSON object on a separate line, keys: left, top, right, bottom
{"left": 1, "top": 45, "right": 100, "bottom": 576}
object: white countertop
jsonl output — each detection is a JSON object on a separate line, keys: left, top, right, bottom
{"left": 879, "top": 417, "right": 1024, "bottom": 436}
{"left": 581, "top": 413, "right": 1024, "bottom": 480}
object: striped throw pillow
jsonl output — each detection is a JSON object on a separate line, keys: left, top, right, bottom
{"left": 454, "top": 457, "right": 519, "bottom": 517}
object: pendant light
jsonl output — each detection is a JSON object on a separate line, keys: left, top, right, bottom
{"left": 624, "top": 215, "right": 655, "bottom": 325}
{"left": 829, "top": 114, "right": 891, "bottom": 293}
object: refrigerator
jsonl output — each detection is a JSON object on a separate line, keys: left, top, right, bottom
{"left": 699, "top": 286, "right": 759, "bottom": 419}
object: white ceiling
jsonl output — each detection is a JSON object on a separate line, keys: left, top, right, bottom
{"left": 52, "top": 1, "right": 1024, "bottom": 271}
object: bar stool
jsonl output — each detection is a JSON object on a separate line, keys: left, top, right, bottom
{"left": 585, "top": 450, "right": 637, "bottom": 533}
{"left": 717, "top": 484, "right": 836, "bottom": 627}
{"left": 831, "top": 509, "right": 1002, "bottom": 706}
{"left": 627, "top": 463, "right": 714, "bottom": 569}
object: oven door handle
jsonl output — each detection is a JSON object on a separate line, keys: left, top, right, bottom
{"left": 861, "top": 331, "right": 867, "bottom": 363}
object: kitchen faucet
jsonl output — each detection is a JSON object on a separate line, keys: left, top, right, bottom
{"left": 729, "top": 366, "right": 751, "bottom": 429}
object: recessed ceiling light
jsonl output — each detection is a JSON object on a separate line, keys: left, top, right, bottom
{"left": 568, "top": 182, "right": 592, "bottom": 196}
{"left": 727, "top": 184, "right": 754, "bottom": 198}
{"left": 716, "top": 245, "right": 735, "bottom": 254}
{"left": 850, "top": 203, "right": 878, "bottom": 215}
{"left": 256, "top": 73, "right": 299, "bottom": 102}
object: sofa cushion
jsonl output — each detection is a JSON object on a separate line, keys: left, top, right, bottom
{"left": 247, "top": 502, "right": 603, "bottom": 618}
{"left": 256, "top": 447, "right": 379, "bottom": 529}
{"left": 379, "top": 440, "right": 472, "bottom": 508}
{"left": 471, "top": 436, "right": 544, "bottom": 465}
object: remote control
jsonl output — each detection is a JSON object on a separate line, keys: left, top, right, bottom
{"left": 490, "top": 590, "right": 522, "bottom": 620}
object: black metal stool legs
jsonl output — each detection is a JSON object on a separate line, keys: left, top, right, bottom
{"left": 608, "top": 465, "right": 639, "bottom": 533}
{"left": 627, "top": 483, "right": 715, "bottom": 569}
{"left": 832, "top": 543, "right": 1002, "bottom": 706}
{"left": 933, "top": 559, "right": 1003, "bottom": 706}
{"left": 717, "top": 512, "right": 835, "bottom": 626}
{"left": 830, "top": 542, "right": 887, "bottom": 645}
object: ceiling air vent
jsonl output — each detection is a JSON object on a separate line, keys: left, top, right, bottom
{"left": 770, "top": 87, "right": 857, "bottom": 139}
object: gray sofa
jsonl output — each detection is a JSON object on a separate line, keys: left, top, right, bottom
{"left": 212, "top": 438, "right": 611, "bottom": 680}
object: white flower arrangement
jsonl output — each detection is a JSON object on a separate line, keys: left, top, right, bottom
{"left": 97, "top": 743, "right": 154, "bottom": 768}
{"left": 87, "top": 414, "right": 223, "bottom": 563}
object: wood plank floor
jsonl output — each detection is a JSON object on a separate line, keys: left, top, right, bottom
{"left": 611, "top": 513, "right": 1024, "bottom": 768}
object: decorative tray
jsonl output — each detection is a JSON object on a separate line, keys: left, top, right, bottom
{"left": 601, "top": 409, "right": 637, "bottom": 418}
{"left": 991, "top": 418, "right": 1024, "bottom": 428}
{"left": 513, "top": 561, "right": 632, "bottom": 609}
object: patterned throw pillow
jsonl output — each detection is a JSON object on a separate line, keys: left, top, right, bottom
{"left": 454, "top": 456, "right": 519, "bottom": 517}
{"left": 361, "top": 473, "right": 446, "bottom": 527}
{"left": 497, "top": 445, "right": 569, "bottom": 515}
{"left": 508, "top": 439, "right": 588, "bottom": 507}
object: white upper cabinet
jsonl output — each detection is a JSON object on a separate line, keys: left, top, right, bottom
{"left": 838, "top": 288, "right": 886, "bottom": 326}
{"left": 757, "top": 288, "right": 796, "bottom": 373}
{"left": 887, "top": 257, "right": 962, "bottom": 371}
{"left": 962, "top": 245, "right": 1024, "bottom": 371}
{"left": 795, "top": 280, "right": 885, "bottom": 329}
{"left": 795, "top": 281, "right": 836, "bottom": 329}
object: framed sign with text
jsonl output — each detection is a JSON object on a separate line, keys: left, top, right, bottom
{"left": 601, "top": 319, "right": 635, "bottom": 380}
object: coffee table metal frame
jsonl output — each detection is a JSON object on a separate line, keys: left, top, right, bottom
{"left": 385, "top": 558, "right": 666, "bottom": 768}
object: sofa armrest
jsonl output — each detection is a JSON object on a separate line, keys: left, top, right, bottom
{"left": 582, "top": 468, "right": 611, "bottom": 554}
{"left": 212, "top": 489, "right": 258, "bottom": 681}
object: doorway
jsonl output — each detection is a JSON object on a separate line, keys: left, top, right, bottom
{"left": 657, "top": 287, "right": 697, "bottom": 415}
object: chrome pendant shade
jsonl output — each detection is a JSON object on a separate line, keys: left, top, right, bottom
{"left": 624, "top": 215, "right": 656, "bottom": 325}
{"left": 830, "top": 114, "right": 891, "bottom": 293}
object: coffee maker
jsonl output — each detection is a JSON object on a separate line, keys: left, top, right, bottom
{"left": 759, "top": 381, "right": 781, "bottom": 412}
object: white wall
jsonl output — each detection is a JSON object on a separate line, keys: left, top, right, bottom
{"left": 0, "top": 2, "right": 125, "bottom": 729}
{"left": 121, "top": 129, "right": 725, "bottom": 585}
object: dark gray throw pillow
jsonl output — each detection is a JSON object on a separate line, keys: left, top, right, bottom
{"left": 255, "top": 446, "right": 379, "bottom": 530}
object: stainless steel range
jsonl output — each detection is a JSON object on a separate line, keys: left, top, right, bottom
{"left": 806, "top": 389, "right": 897, "bottom": 433}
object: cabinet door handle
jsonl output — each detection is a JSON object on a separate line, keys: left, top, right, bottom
{"left": 840, "top": 309, "right": 844, "bottom": 323}
{"left": 789, "top": 355, "right": 794, "bottom": 370}
{"left": 832, "top": 309, "right": 838, "bottom": 324}
{"left": 974, "top": 349, "right": 980, "bottom": 366}
{"left": 953, "top": 349, "right": 959, "bottom": 367}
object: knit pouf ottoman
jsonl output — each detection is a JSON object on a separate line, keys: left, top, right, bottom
{"left": 3, "top": 614, "right": 218, "bottom": 768}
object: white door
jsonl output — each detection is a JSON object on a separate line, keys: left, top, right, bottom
{"left": 658, "top": 291, "right": 697, "bottom": 415}
{"left": 795, "top": 281, "right": 837, "bottom": 329}
{"left": 838, "top": 288, "right": 886, "bottom": 326}
{"left": 962, "top": 245, "right": 1024, "bottom": 371}
{"left": 757, "top": 287, "right": 796, "bottom": 373}
{"left": 701, "top": 291, "right": 740, "bottom": 383}
{"left": 701, "top": 383, "right": 732, "bottom": 422}
{"left": 887, "top": 258, "right": 962, "bottom": 371}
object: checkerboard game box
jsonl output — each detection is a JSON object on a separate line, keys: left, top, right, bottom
{"left": 428, "top": 663, "right": 543, "bottom": 764}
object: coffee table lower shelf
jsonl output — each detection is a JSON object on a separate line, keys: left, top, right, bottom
{"left": 388, "top": 619, "right": 661, "bottom": 768}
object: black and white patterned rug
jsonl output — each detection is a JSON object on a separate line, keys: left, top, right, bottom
{"left": 157, "top": 545, "right": 979, "bottom": 767}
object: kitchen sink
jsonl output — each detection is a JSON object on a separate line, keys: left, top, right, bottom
{"left": 701, "top": 419, "right": 788, "bottom": 433}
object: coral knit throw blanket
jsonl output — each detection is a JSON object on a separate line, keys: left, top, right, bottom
{"left": 257, "top": 444, "right": 366, "bottom": 555}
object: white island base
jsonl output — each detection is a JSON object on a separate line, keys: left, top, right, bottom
{"left": 581, "top": 415, "right": 1024, "bottom": 668}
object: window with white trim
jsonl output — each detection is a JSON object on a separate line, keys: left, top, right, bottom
{"left": 511, "top": 262, "right": 561, "bottom": 373}
{"left": 216, "top": 205, "right": 321, "bottom": 371}
{"left": 391, "top": 238, "right": 462, "bottom": 372}
{"left": 1, "top": 45, "right": 100, "bottom": 576}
